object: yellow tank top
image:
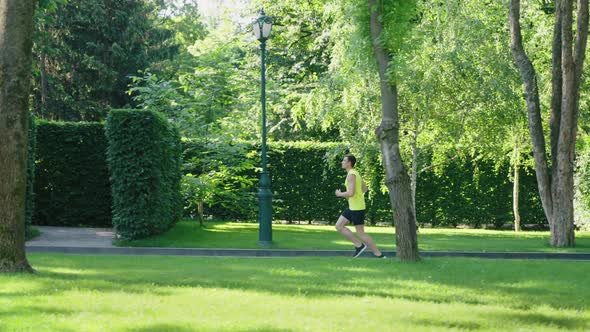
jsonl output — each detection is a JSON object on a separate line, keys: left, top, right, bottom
{"left": 345, "top": 169, "right": 366, "bottom": 210}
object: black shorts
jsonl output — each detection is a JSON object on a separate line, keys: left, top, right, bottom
{"left": 341, "top": 208, "right": 366, "bottom": 225}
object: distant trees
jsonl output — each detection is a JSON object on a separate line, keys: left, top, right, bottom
{"left": 31, "top": 0, "right": 197, "bottom": 121}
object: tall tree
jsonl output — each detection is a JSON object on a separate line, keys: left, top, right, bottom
{"left": 368, "top": 0, "right": 419, "bottom": 261}
{"left": 0, "top": 0, "right": 36, "bottom": 273}
{"left": 510, "top": 0, "right": 588, "bottom": 246}
{"left": 31, "top": 0, "right": 180, "bottom": 121}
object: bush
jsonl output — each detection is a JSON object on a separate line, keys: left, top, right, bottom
{"left": 182, "top": 140, "right": 545, "bottom": 228}
{"left": 33, "top": 121, "right": 112, "bottom": 227}
{"left": 267, "top": 141, "right": 345, "bottom": 223}
{"left": 106, "top": 110, "right": 182, "bottom": 240}
{"left": 32, "top": 119, "right": 545, "bottom": 230}
{"left": 182, "top": 140, "right": 348, "bottom": 223}
{"left": 181, "top": 139, "right": 258, "bottom": 220}
{"left": 415, "top": 157, "right": 545, "bottom": 228}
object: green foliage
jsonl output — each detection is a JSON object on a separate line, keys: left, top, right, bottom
{"left": 181, "top": 140, "right": 543, "bottom": 227}
{"left": 31, "top": 0, "right": 184, "bottom": 121}
{"left": 105, "top": 110, "right": 182, "bottom": 240}
{"left": 267, "top": 141, "right": 346, "bottom": 222}
{"left": 416, "top": 156, "right": 545, "bottom": 228}
{"left": 182, "top": 140, "right": 347, "bottom": 222}
{"left": 575, "top": 137, "right": 590, "bottom": 231}
{"left": 128, "top": 18, "right": 258, "bottom": 140}
{"left": 30, "top": 118, "right": 544, "bottom": 229}
{"left": 25, "top": 113, "right": 37, "bottom": 237}
{"left": 33, "top": 121, "right": 112, "bottom": 227}
{"left": 181, "top": 139, "right": 258, "bottom": 220}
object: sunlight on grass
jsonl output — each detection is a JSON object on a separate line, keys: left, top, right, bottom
{"left": 268, "top": 268, "right": 316, "bottom": 277}
{"left": 0, "top": 254, "right": 588, "bottom": 331}
{"left": 115, "top": 220, "right": 590, "bottom": 253}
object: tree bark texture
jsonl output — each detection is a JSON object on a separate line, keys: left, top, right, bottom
{"left": 410, "top": 114, "right": 419, "bottom": 216}
{"left": 0, "top": 0, "right": 36, "bottom": 272}
{"left": 509, "top": 0, "right": 554, "bottom": 221}
{"left": 512, "top": 134, "right": 521, "bottom": 232}
{"left": 510, "top": 0, "right": 588, "bottom": 246}
{"left": 369, "top": 0, "right": 419, "bottom": 261}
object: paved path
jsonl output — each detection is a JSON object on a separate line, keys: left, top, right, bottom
{"left": 26, "top": 226, "right": 590, "bottom": 260}
{"left": 27, "top": 226, "right": 115, "bottom": 248}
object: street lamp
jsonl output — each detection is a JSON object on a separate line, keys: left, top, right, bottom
{"left": 252, "top": 9, "right": 272, "bottom": 246}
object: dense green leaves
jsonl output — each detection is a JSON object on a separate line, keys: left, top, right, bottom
{"left": 105, "top": 110, "right": 182, "bottom": 240}
{"left": 33, "top": 121, "right": 112, "bottom": 227}
{"left": 31, "top": 0, "right": 184, "bottom": 121}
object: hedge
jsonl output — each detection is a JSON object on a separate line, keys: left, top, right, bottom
{"left": 33, "top": 121, "right": 112, "bottom": 227}
{"left": 267, "top": 141, "right": 347, "bottom": 222}
{"left": 106, "top": 110, "right": 182, "bottom": 240}
{"left": 414, "top": 158, "right": 546, "bottom": 228}
{"left": 182, "top": 139, "right": 546, "bottom": 227}
{"left": 32, "top": 119, "right": 545, "bottom": 229}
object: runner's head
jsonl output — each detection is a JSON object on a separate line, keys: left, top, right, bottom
{"left": 342, "top": 154, "right": 356, "bottom": 169}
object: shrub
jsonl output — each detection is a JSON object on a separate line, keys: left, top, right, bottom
{"left": 106, "top": 110, "right": 182, "bottom": 240}
{"left": 33, "top": 121, "right": 112, "bottom": 227}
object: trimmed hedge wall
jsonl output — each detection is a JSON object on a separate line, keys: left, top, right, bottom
{"left": 415, "top": 158, "right": 546, "bottom": 228}
{"left": 32, "top": 118, "right": 544, "bottom": 230}
{"left": 268, "top": 141, "right": 346, "bottom": 222}
{"left": 182, "top": 140, "right": 546, "bottom": 227}
{"left": 33, "top": 121, "right": 112, "bottom": 227}
{"left": 181, "top": 140, "right": 349, "bottom": 223}
{"left": 106, "top": 110, "right": 182, "bottom": 240}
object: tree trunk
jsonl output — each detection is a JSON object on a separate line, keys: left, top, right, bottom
{"left": 512, "top": 133, "right": 521, "bottom": 232}
{"left": 369, "top": 0, "right": 419, "bottom": 261}
{"left": 509, "top": 0, "right": 553, "bottom": 223}
{"left": 550, "top": 0, "right": 588, "bottom": 246}
{"left": 410, "top": 113, "right": 419, "bottom": 217}
{"left": 198, "top": 200, "right": 204, "bottom": 227}
{"left": 40, "top": 52, "right": 48, "bottom": 117}
{"left": 0, "top": 0, "right": 37, "bottom": 273}
{"left": 510, "top": 0, "right": 588, "bottom": 247}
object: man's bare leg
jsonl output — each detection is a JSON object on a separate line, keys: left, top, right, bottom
{"left": 335, "top": 216, "right": 363, "bottom": 247}
{"left": 355, "top": 224, "right": 382, "bottom": 256}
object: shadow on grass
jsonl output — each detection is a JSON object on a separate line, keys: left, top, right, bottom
{"left": 490, "top": 312, "right": 588, "bottom": 330}
{"left": 128, "top": 324, "right": 196, "bottom": 332}
{"left": 410, "top": 318, "right": 482, "bottom": 331}
{"left": 16, "top": 256, "right": 588, "bottom": 310}
{"left": 3, "top": 255, "right": 589, "bottom": 331}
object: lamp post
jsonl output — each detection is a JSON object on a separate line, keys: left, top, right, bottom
{"left": 252, "top": 9, "right": 272, "bottom": 246}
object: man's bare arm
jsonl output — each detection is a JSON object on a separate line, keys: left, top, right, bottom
{"left": 336, "top": 174, "right": 356, "bottom": 198}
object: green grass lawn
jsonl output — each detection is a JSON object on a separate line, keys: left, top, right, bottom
{"left": 0, "top": 254, "right": 588, "bottom": 331}
{"left": 116, "top": 221, "right": 590, "bottom": 253}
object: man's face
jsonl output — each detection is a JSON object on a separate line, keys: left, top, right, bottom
{"left": 341, "top": 157, "right": 350, "bottom": 169}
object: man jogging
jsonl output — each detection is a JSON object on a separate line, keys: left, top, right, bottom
{"left": 335, "top": 154, "right": 386, "bottom": 258}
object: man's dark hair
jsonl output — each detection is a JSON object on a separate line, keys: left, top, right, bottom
{"left": 345, "top": 154, "right": 356, "bottom": 167}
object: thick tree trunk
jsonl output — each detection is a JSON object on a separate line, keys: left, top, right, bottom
{"left": 369, "top": 0, "right": 419, "bottom": 261}
{"left": 0, "top": 0, "right": 36, "bottom": 273}
{"left": 510, "top": 0, "right": 588, "bottom": 247}
{"left": 550, "top": 0, "right": 588, "bottom": 246}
